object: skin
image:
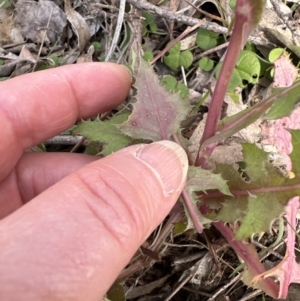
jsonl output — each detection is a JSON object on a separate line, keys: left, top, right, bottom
{"left": 0, "top": 63, "right": 188, "bottom": 301}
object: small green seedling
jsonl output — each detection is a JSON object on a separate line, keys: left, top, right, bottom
{"left": 48, "top": 56, "right": 62, "bottom": 67}
{"left": 163, "top": 42, "right": 193, "bottom": 71}
{"left": 0, "top": 0, "right": 13, "bottom": 8}
{"left": 91, "top": 41, "right": 101, "bottom": 52}
{"left": 199, "top": 57, "right": 214, "bottom": 72}
{"left": 268, "top": 48, "right": 288, "bottom": 63}
{"left": 196, "top": 28, "right": 219, "bottom": 51}
{"left": 160, "top": 75, "right": 189, "bottom": 99}
{"left": 215, "top": 50, "right": 260, "bottom": 92}
{"left": 142, "top": 11, "right": 158, "bottom": 35}
{"left": 143, "top": 50, "right": 154, "bottom": 62}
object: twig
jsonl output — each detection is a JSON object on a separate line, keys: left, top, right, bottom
{"left": 164, "top": 259, "right": 204, "bottom": 301}
{"left": 150, "top": 22, "right": 202, "bottom": 64}
{"left": 182, "top": 0, "right": 227, "bottom": 24}
{"left": 238, "top": 289, "right": 263, "bottom": 301}
{"left": 43, "top": 135, "right": 85, "bottom": 145}
{"left": 126, "top": 0, "right": 276, "bottom": 47}
{"left": 70, "top": 136, "right": 87, "bottom": 153}
{"left": 208, "top": 274, "right": 242, "bottom": 301}
{"left": 193, "top": 41, "right": 230, "bottom": 62}
{"left": 126, "top": 0, "right": 227, "bottom": 31}
{"left": 105, "top": 0, "right": 126, "bottom": 61}
{"left": 172, "top": 251, "right": 207, "bottom": 265}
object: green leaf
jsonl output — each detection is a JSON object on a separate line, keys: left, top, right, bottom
{"left": 183, "top": 166, "right": 231, "bottom": 231}
{"left": 143, "top": 11, "right": 155, "bottom": 26}
{"left": 92, "top": 41, "right": 101, "bottom": 52}
{"left": 213, "top": 143, "right": 300, "bottom": 239}
{"left": 200, "top": 81, "right": 300, "bottom": 152}
{"left": 196, "top": 28, "right": 219, "bottom": 50}
{"left": 236, "top": 194, "right": 286, "bottom": 239}
{"left": 160, "top": 75, "right": 177, "bottom": 90}
{"left": 289, "top": 130, "right": 300, "bottom": 175}
{"left": 107, "top": 283, "right": 125, "bottom": 301}
{"left": 179, "top": 50, "right": 194, "bottom": 69}
{"left": 163, "top": 42, "right": 193, "bottom": 71}
{"left": 143, "top": 50, "right": 154, "bottom": 62}
{"left": 173, "top": 222, "right": 189, "bottom": 234}
{"left": 268, "top": 48, "right": 285, "bottom": 63}
{"left": 264, "top": 86, "right": 300, "bottom": 120}
{"left": 0, "top": 0, "right": 13, "bottom": 8}
{"left": 187, "top": 166, "right": 232, "bottom": 196}
{"left": 236, "top": 50, "right": 260, "bottom": 84}
{"left": 215, "top": 50, "right": 260, "bottom": 92}
{"left": 142, "top": 11, "right": 157, "bottom": 34}
{"left": 230, "top": 0, "right": 236, "bottom": 9}
{"left": 119, "top": 59, "right": 190, "bottom": 141}
{"left": 160, "top": 75, "right": 189, "bottom": 99}
{"left": 72, "top": 113, "right": 132, "bottom": 156}
{"left": 48, "top": 56, "right": 62, "bottom": 67}
{"left": 199, "top": 57, "right": 214, "bottom": 71}
{"left": 174, "top": 83, "right": 189, "bottom": 99}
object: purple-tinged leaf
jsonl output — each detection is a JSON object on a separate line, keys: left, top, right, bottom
{"left": 210, "top": 143, "right": 300, "bottom": 239}
{"left": 182, "top": 166, "right": 232, "bottom": 232}
{"left": 119, "top": 59, "right": 190, "bottom": 141}
{"left": 273, "top": 53, "right": 298, "bottom": 88}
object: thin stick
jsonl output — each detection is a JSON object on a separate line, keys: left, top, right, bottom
{"left": 182, "top": 0, "right": 227, "bottom": 24}
{"left": 105, "top": 0, "right": 126, "bottom": 61}
{"left": 193, "top": 41, "right": 229, "bottom": 62}
{"left": 151, "top": 22, "right": 202, "bottom": 64}
{"left": 207, "top": 274, "right": 241, "bottom": 301}
{"left": 126, "top": 0, "right": 226, "bottom": 30}
{"left": 43, "top": 135, "right": 85, "bottom": 145}
{"left": 126, "top": 0, "right": 274, "bottom": 47}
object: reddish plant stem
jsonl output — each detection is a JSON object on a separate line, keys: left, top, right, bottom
{"left": 213, "top": 221, "right": 279, "bottom": 298}
{"left": 195, "top": 19, "right": 244, "bottom": 167}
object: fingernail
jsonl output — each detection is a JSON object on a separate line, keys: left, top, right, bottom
{"left": 135, "top": 141, "right": 188, "bottom": 196}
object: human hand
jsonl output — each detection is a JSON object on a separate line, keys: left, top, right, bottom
{"left": 0, "top": 63, "right": 188, "bottom": 300}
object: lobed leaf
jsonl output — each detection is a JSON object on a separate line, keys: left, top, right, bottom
{"left": 119, "top": 59, "right": 190, "bottom": 141}
{"left": 196, "top": 28, "right": 219, "bottom": 51}
{"left": 72, "top": 113, "right": 132, "bottom": 156}
{"left": 163, "top": 42, "right": 193, "bottom": 71}
{"left": 213, "top": 143, "right": 300, "bottom": 239}
{"left": 181, "top": 166, "right": 231, "bottom": 232}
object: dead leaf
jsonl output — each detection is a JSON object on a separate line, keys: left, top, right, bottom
{"left": 76, "top": 45, "right": 94, "bottom": 63}
{"left": 0, "top": 7, "right": 14, "bottom": 45}
{"left": 65, "top": 0, "right": 90, "bottom": 52}
{"left": 14, "top": 1, "right": 67, "bottom": 44}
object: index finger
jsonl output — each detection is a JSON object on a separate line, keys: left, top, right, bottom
{"left": 0, "top": 63, "right": 131, "bottom": 180}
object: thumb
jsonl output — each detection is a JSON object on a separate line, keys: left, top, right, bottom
{"left": 0, "top": 141, "right": 188, "bottom": 301}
